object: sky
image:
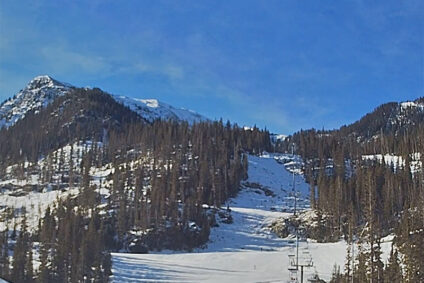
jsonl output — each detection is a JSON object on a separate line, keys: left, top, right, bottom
{"left": 0, "top": 0, "right": 423, "bottom": 134}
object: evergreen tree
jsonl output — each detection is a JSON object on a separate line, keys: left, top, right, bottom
{"left": 12, "top": 217, "right": 30, "bottom": 283}
{"left": 384, "top": 243, "right": 403, "bottom": 283}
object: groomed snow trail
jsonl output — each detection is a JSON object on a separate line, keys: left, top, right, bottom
{"left": 203, "top": 154, "right": 309, "bottom": 253}
{"left": 111, "top": 154, "right": 365, "bottom": 282}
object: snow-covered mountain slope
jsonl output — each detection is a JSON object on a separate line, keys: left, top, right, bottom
{"left": 113, "top": 95, "right": 206, "bottom": 124}
{"left": 0, "top": 75, "right": 72, "bottom": 127}
{"left": 0, "top": 75, "right": 206, "bottom": 128}
{"left": 204, "top": 154, "right": 309, "bottom": 253}
{"left": 112, "top": 153, "right": 392, "bottom": 283}
{"left": 0, "top": 141, "right": 110, "bottom": 231}
{"left": 387, "top": 99, "right": 424, "bottom": 128}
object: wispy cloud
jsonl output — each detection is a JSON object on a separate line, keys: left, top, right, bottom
{"left": 40, "top": 46, "right": 110, "bottom": 74}
{"left": 123, "top": 62, "right": 185, "bottom": 81}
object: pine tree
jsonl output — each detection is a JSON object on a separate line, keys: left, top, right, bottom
{"left": 38, "top": 207, "right": 54, "bottom": 283}
{"left": 344, "top": 241, "right": 352, "bottom": 282}
{"left": 24, "top": 244, "right": 34, "bottom": 283}
{"left": 0, "top": 229, "right": 9, "bottom": 281}
{"left": 12, "top": 217, "right": 29, "bottom": 283}
{"left": 384, "top": 243, "right": 403, "bottom": 283}
{"left": 354, "top": 242, "right": 368, "bottom": 283}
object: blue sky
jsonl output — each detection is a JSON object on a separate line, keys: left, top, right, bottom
{"left": 0, "top": 0, "right": 423, "bottom": 134}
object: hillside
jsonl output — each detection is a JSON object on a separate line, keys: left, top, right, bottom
{"left": 283, "top": 98, "right": 424, "bottom": 160}
{"left": 111, "top": 154, "right": 393, "bottom": 282}
{"left": 280, "top": 97, "right": 424, "bottom": 282}
{"left": 339, "top": 98, "right": 424, "bottom": 140}
{"left": 0, "top": 87, "right": 141, "bottom": 165}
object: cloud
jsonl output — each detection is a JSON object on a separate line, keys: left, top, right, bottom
{"left": 164, "top": 65, "right": 184, "bottom": 80}
{"left": 38, "top": 43, "right": 187, "bottom": 83}
{"left": 40, "top": 46, "right": 110, "bottom": 74}
{"left": 127, "top": 62, "right": 185, "bottom": 81}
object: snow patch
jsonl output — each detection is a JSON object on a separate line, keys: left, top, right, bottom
{"left": 400, "top": 101, "right": 424, "bottom": 110}
{"left": 362, "top": 152, "right": 422, "bottom": 173}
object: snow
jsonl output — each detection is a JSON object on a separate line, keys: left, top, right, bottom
{"left": 112, "top": 249, "right": 312, "bottom": 282}
{"left": 400, "top": 101, "right": 424, "bottom": 110}
{"left": 138, "top": 98, "right": 159, "bottom": 108}
{"left": 112, "top": 237, "right": 392, "bottom": 282}
{"left": 112, "top": 95, "right": 207, "bottom": 124}
{"left": 270, "top": 133, "right": 288, "bottom": 143}
{"left": 362, "top": 152, "right": 422, "bottom": 173}
{"left": 112, "top": 153, "right": 386, "bottom": 282}
{"left": 0, "top": 188, "right": 80, "bottom": 231}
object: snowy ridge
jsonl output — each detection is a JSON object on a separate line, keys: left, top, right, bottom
{"left": 113, "top": 95, "right": 207, "bottom": 124}
{"left": 0, "top": 75, "right": 207, "bottom": 128}
{"left": 0, "top": 75, "right": 72, "bottom": 127}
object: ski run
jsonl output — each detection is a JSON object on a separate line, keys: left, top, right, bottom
{"left": 111, "top": 154, "right": 393, "bottom": 282}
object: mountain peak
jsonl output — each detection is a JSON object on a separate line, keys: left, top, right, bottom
{"left": 0, "top": 75, "right": 73, "bottom": 128}
{"left": 31, "top": 74, "right": 54, "bottom": 82}
{"left": 26, "top": 75, "right": 71, "bottom": 90}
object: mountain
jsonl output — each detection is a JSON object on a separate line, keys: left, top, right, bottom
{"left": 281, "top": 97, "right": 424, "bottom": 160}
{"left": 338, "top": 97, "right": 424, "bottom": 140}
{"left": 0, "top": 88, "right": 141, "bottom": 163}
{"left": 0, "top": 75, "right": 207, "bottom": 128}
{"left": 0, "top": 75, "right": 73, "bottom": 128}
